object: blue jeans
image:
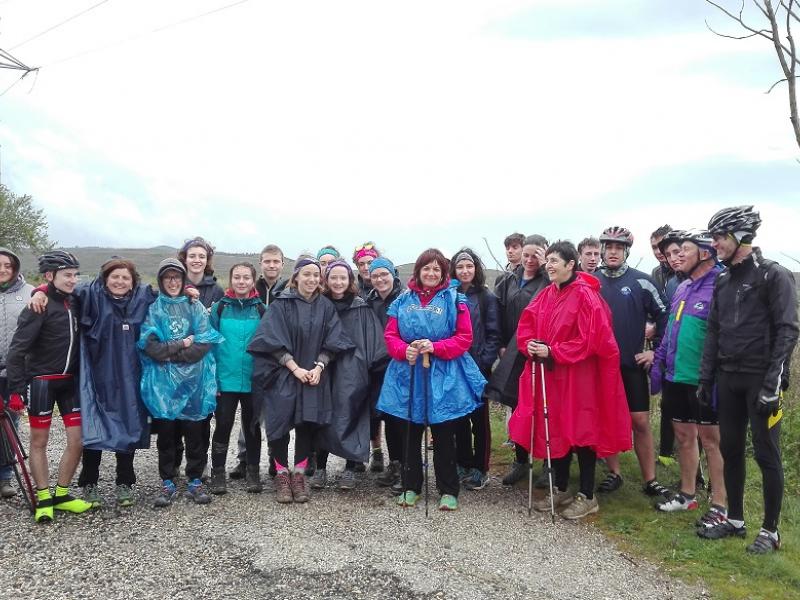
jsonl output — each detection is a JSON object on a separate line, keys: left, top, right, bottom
{"left": 0, "top": 411, "right": 20, "bottom": 480}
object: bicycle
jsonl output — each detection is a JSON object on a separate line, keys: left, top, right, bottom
{"left": 0, "top": 382, "right": 36, "bottom": 514}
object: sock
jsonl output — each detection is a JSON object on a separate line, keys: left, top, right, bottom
{"left": 760, "top": 527, "right": 779, "bottom": 541}
{"left": 295, "top": 458, "right": 309, "bottom": 471}
{"left": 710, "top": 504, "right": 726, "bottom": 515}
{"left": 583, "top": 491, "right": 594, "bottom": 500}
{"left": 728, "top": 518, "right": 745, "bottom": 529}
{"left": 681, "top": 491, "right": 695, "bottom": 501}
{"left": 55, "top": 485, "right": 70, "bottom": 497}
{"left": 274, "top": 460, "right": 288, "bottom": 473}
{"left": 37, "top": 488, "right": 51, "bottom": 501}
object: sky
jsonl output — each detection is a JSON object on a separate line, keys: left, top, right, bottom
{"left": 0, "top": 0, "right": 798, "bottom": 271}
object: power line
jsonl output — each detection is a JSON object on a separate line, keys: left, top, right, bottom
{"left": 43, "top": 0, "right": 252, "bottom": 68}
{"left": 9, "top": 0, "right": 113, "bottom": 51}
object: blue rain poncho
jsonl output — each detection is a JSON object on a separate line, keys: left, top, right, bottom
{"left": 138, "top": 294, "right": 223, "bottom": 420}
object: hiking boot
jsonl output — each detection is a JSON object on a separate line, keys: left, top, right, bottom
{"left": 439, "top": 494, "right": 458, "bottom": 511}
{"left": 309, "top": 469, "right": 327, "bottom": 489}
{"left": 353, "top": 462, "right": 367, "bottom": 473}
{"left": 304, "top": 454, "right": 316, "bottom": 477}
{"left": 534, "top": 467, "right": 550, "bottom": 490}
{"left": 696, "top": 505, "right": 727, "bottom": 528}
{"left": 697, "top": 518, "right": 746, "bottom": 540}
{"left": 246, "top": 465, "right": 263, "bottom": 493}
{"left": 597, "top": 473, "right": 623, "bottom": 493}
{"left": 0, "top": 479, "right": 15, "bottom": 498}
{"left": 370, "top": 449, "right": 385, "bottom": 473}
{"left": 643, "top": 479, "right": 671, "bottom": 500}
{"left": 462, "top": 469, "right": 490, "bottom": 491}
{"left": 83, "top": 484, "right": 102, "bottom": 508}
{"left": 34, "top": 496, "right": 54, "bottom": 523}
{"left": 229, "top": 461, "right": 246, "bottom": 480}
{"left": 533, "top": 488, "right": 573, "bottom": 513}
{"left": 396, "top": 490, "right": 419, "bottom": 507}
{"left": 561, "top": 493, "right": 599, "bottom": 520}
{"left": 54, "top": 492, "right": 94, "bottom": 514}
{"left": 502, "top": 461, "right": 528, "bottom": 486}
{"left": 376, "top": 460, "right": 401, "bottom": 487}
{"left": 746, "top": 529, "right": 781, "bottom": 554}
{"left": 116, "top": 484, "right": 135, "bottom": 508}
{"left": 275, "top": 472, "right": 293, "bottom": 503}
{"left": 210, "top": 468, "right": 227, "bottom": 495}
{"left": 185, "top": 478, "right": 212, "bottom": 504}
{"left": 291, "top": 472, "right": 310, "bottom": 503}
{"left": 338, "top": 469, "right": 356, "bottom": 491}
{"left": 656, "top": 492, "right": 698, "bottom": 512}
{"left": 153, "top": 480, "right": 178, "bottom": 508}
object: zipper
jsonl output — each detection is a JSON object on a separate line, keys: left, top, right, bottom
{"left": 63, "top": 305, "right": 75, "bottom": 374}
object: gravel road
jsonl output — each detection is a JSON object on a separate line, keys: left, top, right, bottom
{"left": 0, "top": 421, "right": 707, "bottom": 600}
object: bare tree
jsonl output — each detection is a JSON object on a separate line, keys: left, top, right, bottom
{"left": 705, "top": 1, "right": 800, "bottom": 149}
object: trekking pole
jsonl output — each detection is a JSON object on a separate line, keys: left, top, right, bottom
{"left": 403, "top": 355, "right": 416, "bottom": 508}
{"left": 528, "top": 359, "right": 536, "bottom": 517}
{"left": 422, "top": 353, "right": 431, "bottom": 518}
{"left": 539, "top": 358, "right": 556, "bottom": 523}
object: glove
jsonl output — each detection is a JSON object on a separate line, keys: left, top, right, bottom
{"left": 756, "top": 389, "right": 781, "bottom": 417}
{"left": 696, "top": 383, "right": 712, "bottom": 410}
{"left": 7, "top": 393, "right": 25, "bottom": 413}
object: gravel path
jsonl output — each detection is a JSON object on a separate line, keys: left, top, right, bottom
{"left": 0, "top": 421, "right": 707, "bottom": 600}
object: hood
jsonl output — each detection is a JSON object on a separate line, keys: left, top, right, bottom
{"left": 223, "top": 288, "right": 259, "bottom": 300}
{"left": 575, "top": 271, "right": 601, "bottom": 291}
{"left": 0, "top": 247, "right": 21, "bottom": 279}
{"left": 156, "top": 258, "right": 186, "bottom": 296}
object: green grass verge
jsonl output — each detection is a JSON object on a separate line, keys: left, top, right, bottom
{"left": 488, "top": 362, "right": 800, "bottom": 600}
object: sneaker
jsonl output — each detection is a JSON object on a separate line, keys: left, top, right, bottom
{"left": 501, "top": 438, "right": 515, "bottom": 448}
{"left": 338, "top": 469, "right": 356, "bottom": 490}
{"left": 153, "top": 480, "right": 178, "bottom": 508}
{"left": 462, "top": 469, "right": 490, "bottom": 491}
{"left": 309, "top": 469, "right": 327, "bottom": 489}
{"left": 246, "top": 465, "right": 263, "bottom": 494}
{"left": 83, "top": 484, "right": 102, "bottom": 508}
{"left": 275, "top": 471, "right": 293, "bottom": 504}
{"left": 54, "top": 492, "right": 94, "bottom": 514}
{"left": 396, "top": 490, "right": 419, "bottom": 507}
{"left": 657, "top": 454, "right": 677, "bottom": 467}
{"left": 210, "top": 468, "right": 227, "bottom": 495}
{"left": 439, "top": 494, "right": 458, "bottom": 511}
{"left": 643, "top": 479, "right": 671, "bottom": 499}
{"left": 457, "top": 465, "right": 469, "bottom": 481}
{"left": 390, "top": 478, "right": 404, "bottom": 495}
{"left": 0, "top": 479, "right": 15, "bottom": 498}
{"left": 304, "top": 454, "right": 316, "bottom": 477}
{"left": 597, "top": 473, "right": 623, "bottom": 493}
{"left": 185, "top": 478, "right": 212, "bottom": 504}
{"left": 696, "top": 505, "right": 727, "bottom": 528}
{"left": 34, "top": 496, "right": 54, "bottom": 523}
{"left": 697, "top": 518, "right": 746, "bottom": 540}
{"left": 376, "top": 460, "right": 401, "bottom": 487}
{"left": 561, "top": 493, "right": 599, "bottom": 520}
{"left": 116, "top": 484, "right": 135, "bottom": 508}
{"left": 533, "top": 488, "right": 573, "bottom": 513}
{"left": 291, "top": 472, "right": 310, "bottom": 503}
{"left": 656, "top": 492, "right": 698, "bottom": 512}
{"left": 369, "top": 449, "right": 385, "bottom": 473}
{"left": 229, "top": 461, "right": 246, "bottom": 480}
{"left": 502, "top": 461, "right": 528, "bottom": 486}
{"left": 746, "top": 528, "right": 781, "bottom": 554}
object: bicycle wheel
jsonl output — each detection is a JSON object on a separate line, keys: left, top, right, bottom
{"left": 0, "top": 415, "right": 36, "bottom": 513}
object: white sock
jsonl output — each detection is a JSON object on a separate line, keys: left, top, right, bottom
{"left": 728, "top": 518, "right": 745, "bottom": 529}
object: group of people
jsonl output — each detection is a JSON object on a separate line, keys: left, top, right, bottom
{"left": 0, "top": 205, "right": 796, "bottom": 556}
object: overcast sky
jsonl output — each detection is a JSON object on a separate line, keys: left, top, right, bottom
{"left": 1, "top": 0, "right": 798, "bottom": 270}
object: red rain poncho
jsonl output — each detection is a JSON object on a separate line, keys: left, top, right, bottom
{"left": 508, "top": 272, "right": 631, "bottom": 459}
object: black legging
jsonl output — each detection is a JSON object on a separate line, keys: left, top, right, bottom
{"left": 551, "top": 446, "right": 597, "bottom": 499}
{"left": 455, "top": 403, "right": 491, "bottom": 472}
{"left": 156, "top": 419, "right": 206, "bottom": 481}
{"left": 77, "top": 449, "right": 136, "bottom": 486}
{"left": 268, "top": 423, "right": 315, "bottom": 469}
{"left": 400, "top": 418, "right": 460, "bottom": 497}
{"left": 383, "top": 415, "right": 404, "bottom": 463}
{"left": 717, "top": 371, "right": 783, "bottom": 531}
{"left": 659, "top": 395, "right": 675, "bottom": 457}
{"left": 211, "top": 392, "right": 260, "bottom": 468}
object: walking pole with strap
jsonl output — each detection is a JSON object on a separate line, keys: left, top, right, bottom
{"left": 422, "top": 353, "right": 431, "bottom": 518}
{"left": 527, "top": 357, "right": 538, "bottom": 517}
{"left": 402, "top": 355, "right": 416, "bottom": 507}
{"left": 540, "top": 356, "right": 555, "bottom": 523}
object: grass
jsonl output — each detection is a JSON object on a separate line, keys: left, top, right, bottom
{"left": 488, "top": 353, "right": 800, "bottom": 600}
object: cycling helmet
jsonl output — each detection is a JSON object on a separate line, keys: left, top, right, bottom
{"left": 38, "top": 250, "right": 80, "bottom": 273}
{"left": 683, "top": 228, "right": 715, "bottom": 251}
{"left": 599, "top": 226, "right": 634, "bottom": 247}
{"left": 656, "top": 229, "right": 686, "bottom": 255}
{"left": 707, "top": 205, "right": 761, "bottom": 242}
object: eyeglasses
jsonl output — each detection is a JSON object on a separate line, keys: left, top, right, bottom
{"left": 354, "top": 243, "right": 374, "bottom": 252}
{"left": 162, "top": 275, "right": 183, "bottom": 282}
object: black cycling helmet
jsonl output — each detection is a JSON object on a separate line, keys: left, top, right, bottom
{"left": 683, "top": 228, "right": 715, "bottom": 253}
{"left": 599, "top": 226, "right": 634, "bottom": 247}
{"left": 38, "top": 250, "right": 80, "bottom": 273}
{"left": 707, "top": 205, "right": 761, "bottom": 243}
{"left": 656, "top": 229, "right": 686, "bottom": 255}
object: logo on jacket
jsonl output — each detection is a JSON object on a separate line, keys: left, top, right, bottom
{"left": 620, "top": 286, "right": 632, "bottom": 296}
{"left": 407, "top": 304, "right": 444, "bottom": 316}
{"left": 694, "top": 302, "right": 705, "bottom": 310}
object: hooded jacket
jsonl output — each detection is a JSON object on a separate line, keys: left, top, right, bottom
{"left": 210, "top": 291, "right": 264, "bottom": 393}
{"left": 255, "top": 276, "right": 288, "bottom": 307}
{"left": 0, "top": 252, "right": 34, "bottom": 376}
{"left": 462, "top": 285, "right": 502, "bottom": 374}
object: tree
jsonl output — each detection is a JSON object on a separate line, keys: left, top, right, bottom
{"left": 0, "top": 184, "right": 52, "bottom": 252}
{"left": 705, "top": 0, "right": 800, "bottom": 150}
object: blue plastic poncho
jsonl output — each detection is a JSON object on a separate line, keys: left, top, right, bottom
{"left": 377, "top": 280, "right": 486, "bottom": 425}
{"left": 137, "top": 295, "right": 223, "bottom": 420}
